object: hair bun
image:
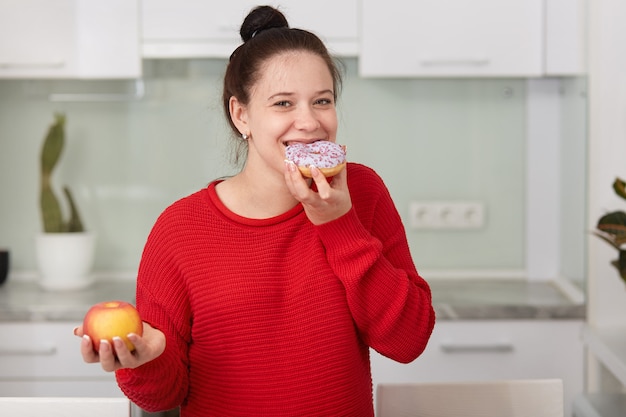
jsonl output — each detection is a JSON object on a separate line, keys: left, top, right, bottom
{"left": 240, "top": 5, "right": 289, "bottom": 42}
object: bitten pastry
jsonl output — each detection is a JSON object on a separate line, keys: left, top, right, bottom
{"left": 285, "top": 141, "right": 346, "bottom": 177}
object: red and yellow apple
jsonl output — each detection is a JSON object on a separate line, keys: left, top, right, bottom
{"left": 82, "top": 300, "right": 143, "bottom": 353}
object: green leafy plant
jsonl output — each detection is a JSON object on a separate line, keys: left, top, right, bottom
{"left": 593, "top": 178, "right": 626, "bottom": 283}
{"left": 40, "top": 113, "right": 84, "bottom": 233}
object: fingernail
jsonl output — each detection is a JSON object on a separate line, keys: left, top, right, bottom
{"left": 310, "top": 165, "right": 319, "bottom": 175}
{"left": 112, "top": 336, "right": 124, "bottom": 348}
{"left": 82, "top": 334, "right": 90, "bottom": 344}
{"left": 286, "top": 160, "right": 296, "bottom": 172}
{"left": 73, "top": 327, "right": 78, "bottom": 336}
{"left": 99, "top": 339, "right": 109, "bottom": 351}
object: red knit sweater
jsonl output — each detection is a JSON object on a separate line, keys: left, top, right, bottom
{"left": 116, "top": 163, "right": 435, "bottom": 416}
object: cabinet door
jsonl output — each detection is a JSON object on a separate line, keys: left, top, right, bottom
{"left": 141, "top": 0, "right": 358, "bottom": 58}
{"left": 0, "top": 322, "right": 119, "bottom": 398}
{"left": 0, "top": 0, "right": 140, "bottom": 79}
{"left": 0, "top": 0, "right": 73, "bottom": 74}
{"left": 0, "top": 322, "right": 112, "bottom": 378}
{"left": 370, "top": 321, "right": 584, "bottom": 417}
{"left": 73, "top": 0, "right": 141, "bottom": 78}
{"left": 278, "top": 1, "right": 359, "bottom": 56}
{"left": 361, "top": 0, "right": 543, "bottom": 77}
{"left": 545, "top": 0, "right": 587, "bottom": 76}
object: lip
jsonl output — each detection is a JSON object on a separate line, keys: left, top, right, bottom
{"left": 284, "top": 139, "right": 327, "bottom": 147}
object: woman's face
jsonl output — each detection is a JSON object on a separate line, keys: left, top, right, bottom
{"left": 231, "top": 51, "right": 338, "bottom": 177}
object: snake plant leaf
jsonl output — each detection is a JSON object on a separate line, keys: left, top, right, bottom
{"left": 63, "top": 186, "right": 84, "bottom": 232}
{"left": 613, "top": 177, "right": 626, "bottom": 200}
{"left": 40, "top": 114, "right": 66, "bottom": 233}
{"left": 39, "top": 113, "right": 85, "bottom": 233}
{"left": 41, "top": 113, "right": 65, "bottom": 176}
{"left": 40, "top": 185, "right": 64, "bottom": 233}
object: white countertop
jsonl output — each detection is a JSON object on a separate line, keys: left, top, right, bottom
{"left": 0, "top": 278, "right": 585, "bottom": 322}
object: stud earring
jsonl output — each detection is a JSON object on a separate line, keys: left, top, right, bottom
{"left": 241, "top": 133, "right": 249, "bottom": 140}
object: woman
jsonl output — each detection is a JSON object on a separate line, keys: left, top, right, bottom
{"left": 77, "top": 5, "right": 435, "bottom": 416}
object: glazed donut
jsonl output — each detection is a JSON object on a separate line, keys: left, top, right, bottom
{"left": 285, "top": 141, "right": 346, "bottom": 178}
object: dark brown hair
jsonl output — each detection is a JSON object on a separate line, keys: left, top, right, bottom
{"left": 222, "top": 5, "right": 343, "bottom": 163}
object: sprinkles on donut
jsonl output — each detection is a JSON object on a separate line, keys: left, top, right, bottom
{"left": 285, "top": 141, "right": 347, "bottom": 178}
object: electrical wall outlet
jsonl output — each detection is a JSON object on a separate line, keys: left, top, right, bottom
{"left": 409, "top": 201, "right": 485, "bottom": 230}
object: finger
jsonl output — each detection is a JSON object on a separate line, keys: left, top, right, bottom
{"left": 309, "top": 166, "right": 332, "bottom": 199}
{"left": 73, "top": 325, "right": 84, "bottom": 337}
{"left": 80, "top": 334, "right": 100, "bottom": 364}
{"left": 98, "top": 339, "right": 120, "bottom": 372}
{"left": 284, "top": 161, "right": 314, "bottom": 199}
{"left": 112, "top": 336, "right": 137, "bottom": 368}
{"left": 283, "top": 160, "right": 299, "bottom": 192}
{"left": 126, "top": 332, "right": 146, "bottom": 353}
{"left": 284, "top": 159, "right": 297, "bottom": 174}
{"left": 133, "top": 325, "right": 166, "bottom": 359}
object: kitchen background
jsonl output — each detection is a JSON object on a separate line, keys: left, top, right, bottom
{"left": 0, "top": 58, "right": 588, "bottom": 286}
{"left": 9, "top": 1, "right": 626, "bottom": 416}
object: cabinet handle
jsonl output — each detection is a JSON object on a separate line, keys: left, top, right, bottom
{"left": 440, "top": 342, "right": 514, "bottom": 353}
{"left": 0, "top": 345, "right": 57, "bottom": 356}
{"left": 48, "top": 79, "right": 145, "bottom": 102}
{"left": 0, "top": 61, "right": 65, "bottom": 69}
{"left": 420, "top": 59, "right": 490, "bottom": 67}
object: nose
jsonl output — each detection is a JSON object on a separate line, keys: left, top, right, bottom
{"left": 294, "top": 105, "right": 320, "bottom": 131}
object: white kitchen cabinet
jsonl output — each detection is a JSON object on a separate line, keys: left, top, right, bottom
{"left": 360, "top": 0, "right": 544, "bottom": 77}
{"left": 371, "top": 320, "right": 584, "bottom": 417}
{"left": 141, "top": 0, "right": 359, "bottom": 58}
{"left": 545, "top": 0, "right": 587, "bottom": 76}
{"left": 0, "top": 322, "right": 123, "bottom": 397}
{"left": 0, "top": 0, "right": 141, "bottom": 79}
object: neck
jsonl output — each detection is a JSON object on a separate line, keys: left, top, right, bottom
{"left": 217, "top": 167, "right": 302, "bottom": 219}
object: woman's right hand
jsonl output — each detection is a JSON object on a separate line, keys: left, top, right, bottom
{"left": 75, "top": 321, "right": 166, "bottom": 372}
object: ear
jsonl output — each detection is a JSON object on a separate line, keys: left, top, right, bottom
{"left": 229, "top": 96, "right": 249, "bottom": 136}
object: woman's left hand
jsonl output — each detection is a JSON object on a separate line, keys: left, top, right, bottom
{"left": 284, "top": 161, "right": 352, "bottom": 225}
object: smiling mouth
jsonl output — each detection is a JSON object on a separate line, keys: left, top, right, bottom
{"left": 284, "top": 139, "right": 326, "bottom": 147}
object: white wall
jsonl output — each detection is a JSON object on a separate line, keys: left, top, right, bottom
{"left": 587, "top": 0, "right": 626, "bottom": 327}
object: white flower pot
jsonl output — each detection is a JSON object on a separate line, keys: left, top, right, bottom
{"left": 35, "top": 232, "right": 96, "bottom": 291}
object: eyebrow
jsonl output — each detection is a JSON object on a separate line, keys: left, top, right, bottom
{"left": 267, "top": 89, "right": 334, "bottom": 101}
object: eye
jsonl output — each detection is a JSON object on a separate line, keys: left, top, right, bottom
{"left": 315, "top": 98, "right": 334, "bottom": 106}
{"left": 274, "top": 100, "right": 292, "bottom": 107}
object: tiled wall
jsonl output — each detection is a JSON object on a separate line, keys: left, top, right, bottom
{"left": 0, "top": 59, "right": 587, "bottom": 282}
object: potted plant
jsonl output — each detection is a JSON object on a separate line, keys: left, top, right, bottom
{"left": 35, "top": 113, "right": 96, "bottom": 291}
{"left": 593, "top": 177, "right": 626, "bottom": 284}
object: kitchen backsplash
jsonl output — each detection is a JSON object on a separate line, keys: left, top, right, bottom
{"left": 0, "top": 58, "right": 587, "bottom": 283}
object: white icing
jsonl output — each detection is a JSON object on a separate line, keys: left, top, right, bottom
{"left": 285, "top": 141, "right": 345, "bottom": 168}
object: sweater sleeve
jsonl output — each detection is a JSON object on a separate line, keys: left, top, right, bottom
{"left": 115, "top": 206, "right": 192, "bottom": 412}
{"left": 315, "top": 167, "right": 435, "bottom": 363}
